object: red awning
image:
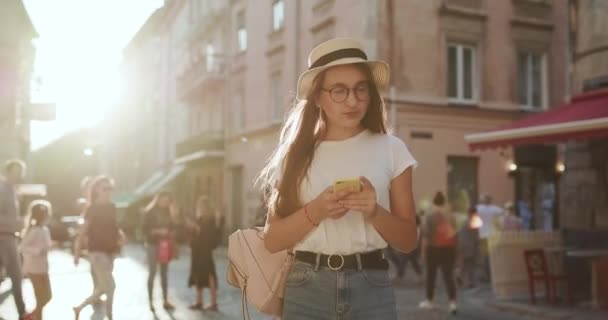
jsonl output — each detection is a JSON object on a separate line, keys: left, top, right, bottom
{"left": 465, "top": 90, "right": 608, "bottom": 150}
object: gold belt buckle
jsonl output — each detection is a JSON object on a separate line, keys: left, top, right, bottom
{"left": 327, "top": 254, "right": 345, "bottom": 271}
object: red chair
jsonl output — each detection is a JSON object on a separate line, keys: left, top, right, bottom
{"left": 523, "top": 249, "right": 571, "bottom": 304}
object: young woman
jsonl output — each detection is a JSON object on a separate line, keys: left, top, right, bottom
{"left": 257, "top": 38, "right": 418, "bottom": 319}
{"left": 186, "top": 196, "right": 219, "bottom": 311}
{"left": 19, "top": 200, "right": 53, "bottom": 320}
{"left": 142, "top": 191, "right": 176, "bottom": 311}
{"left": 73, "top": 176, "right": 125, "bottom": 320}
{"left": 420, "top": 191, "right": 458, "bottom": 313}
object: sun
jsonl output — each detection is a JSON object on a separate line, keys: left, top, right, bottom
{"left": 24, "top": 0, "right": 162, "bottom": 149}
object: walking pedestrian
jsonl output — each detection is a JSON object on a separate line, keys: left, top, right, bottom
{"left": 257, "top": 38, "right": 418, "bottom": 319}
{"left": 73, "top": 175, "right": 125, "bottom": 320}
{"left": 419, "top": 191, "right": 458, "bottom": 313}
{"left": 74, "top": 196, "right": 103, "bottom": 306}
{"left": 142, "top": 191, "right": 176, "bottom": 311}
{"left": 186, "top": 195, "right": 220, "bottom": 311}
{"left": 0, "top": 159, "right": 35, "bottom": 320}
{"left": 457, "top": 207, "right": 481, "bottom": 289}
{"left": 476, "top": 194, "right": 503, "bottom": 282}
{"left": 387, "top": 214, "right": 423, "bottom": 284}
{"left": 19, "top": 200, "right": 53, "bottom": 320}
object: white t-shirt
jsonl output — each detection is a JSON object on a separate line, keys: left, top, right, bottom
{"left": 290, "top": 129, "right": 417, "bottom": 255}
{"left": 19, "top": 226, "right": 52, "bottom": 274}
{"left": 476, "top": 204, "right": 503, "bottom": 239}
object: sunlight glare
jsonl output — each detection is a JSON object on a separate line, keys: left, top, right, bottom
{"left": 24, "top": 0, "right": 162, "bottom": 150}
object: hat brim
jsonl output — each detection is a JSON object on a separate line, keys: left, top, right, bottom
{"left": 296, "top": 58, "right": 390, "bottom": 100}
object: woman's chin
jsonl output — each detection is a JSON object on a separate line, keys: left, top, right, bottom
{"left": 337, "top": 120, "right": 363, "bottom": 130}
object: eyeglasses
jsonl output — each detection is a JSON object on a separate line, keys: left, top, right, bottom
{"left": 321, "top": 83, "right": 370, "bottom": 103}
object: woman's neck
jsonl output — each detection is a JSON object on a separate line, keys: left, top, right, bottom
{"left": 323, "top": 125, "right": 364, "bottom": 141}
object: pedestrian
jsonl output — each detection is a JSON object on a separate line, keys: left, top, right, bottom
{"left": 475, "top": 194, "right": 503, "bottom": 282}
{"left": 257, "top": 37, "right": 418, "bottom": 319}
{"left": 387, "top": 214, "right": 423, "bottom": 284}
{"left": 73, "top": 196, "right": 103, "bottom": 306}
{"left": 186, "top": 195, "right": 220, "bottom": 311}
{"left": 498, "top": 201, "right": 523, "bottom": 231}
{"left": 457, "top": 206, "right": 481, "bottom": 289}
{"left": 541, "top": 184, "right": 555, "bottom": 231}
{"left": 142, "top": 190, "right": 176, "bottom": 311}
{"left": 0, "top": 159, "right": 35, "bottom": 320}
{"left": 73, "top": 175, "right": 125, "bottom": 320}
{"left": 419, "top": 191, "right": 458, "bottom": 313}
{"left": 19, "top": 200, "right": 53, "bottom": 320}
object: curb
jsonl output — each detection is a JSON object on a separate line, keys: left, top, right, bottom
{"left": 486, "top": 301, "right": 573, "bottom": 320}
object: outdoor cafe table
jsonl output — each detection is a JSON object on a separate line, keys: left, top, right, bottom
{"left": 566, "top": 249, "right": 608, "bottom": 309}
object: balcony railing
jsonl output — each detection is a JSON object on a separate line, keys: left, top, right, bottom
{"left": 443, "top": 0, "right": 483, "bottom": 11}
{"left": 177, "top": 55, "right": 225, "bottom": 100}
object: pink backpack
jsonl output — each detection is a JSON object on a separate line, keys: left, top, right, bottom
{"left": 226, "top": 227, "right": 293, "bottom": 319}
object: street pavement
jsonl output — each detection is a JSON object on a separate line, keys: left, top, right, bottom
{"left": 1, "top": 244, "right": 542, "bottom": 320}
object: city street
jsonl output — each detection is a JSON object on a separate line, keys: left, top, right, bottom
{"left": 0, "top": 244, "right": 540, "bottom": 320}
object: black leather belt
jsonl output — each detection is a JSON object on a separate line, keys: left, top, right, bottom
{"left": 294, "top": 249, "right": 388, "bottom": 271}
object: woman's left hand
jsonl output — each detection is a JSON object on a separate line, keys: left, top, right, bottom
{"left": 338, "top": 176, "right": 378, "bottom": 220}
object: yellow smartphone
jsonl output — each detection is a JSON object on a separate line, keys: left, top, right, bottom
{"left": 333, "top": 177, "right": 361, "bottom": 192}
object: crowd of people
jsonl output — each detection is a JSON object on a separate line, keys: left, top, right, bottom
{"left": 0, "top": 159, "right": 223, "bottom": 320}
{"left": 382, "top": 190, "right": 522, "bottom": 313}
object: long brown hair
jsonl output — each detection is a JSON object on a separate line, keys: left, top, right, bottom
{"left": 195, "top": 195, "right": 214, "bottom": 219}
{"left": 87, "top": 175, "right": 114, "bottom": 205}
{"left": 257, "top": 63, "right": 388, "bottom": 218}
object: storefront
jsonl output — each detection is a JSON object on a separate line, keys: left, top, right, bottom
{"left": 465, "top": 90, "right": 608, "bottom": 230}
{"left": 465, "top": 89, "right": 608, "bottom": 302}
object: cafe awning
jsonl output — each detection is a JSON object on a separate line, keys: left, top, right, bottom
{"left": 133, "top": 170, "right": 165, "bottom": 195}
{"left": 174, "top": 149, "right": 224, "bottom": 164}
{"left": 145, "top": 164, "right": 186, "bottom": 195}
{"left": 465, "top": 90, "right": 608, "bottom": 150}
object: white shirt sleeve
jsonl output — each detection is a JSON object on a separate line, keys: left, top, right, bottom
{"left": 389, "top": 135, "right": 418, "bottom": 179}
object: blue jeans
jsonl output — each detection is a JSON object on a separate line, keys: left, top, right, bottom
{"left": 0, "top": 235, "right": 26, "bottom": 316}
{"left": 282, "top": 260, "right": 397, "bottom": 320}
{"left": 146, "top": 244, "right": 169, "bottom": 301}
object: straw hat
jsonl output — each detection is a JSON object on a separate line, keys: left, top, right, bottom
{"left": 296, "top": 38, "right": 390, "bottom": 100}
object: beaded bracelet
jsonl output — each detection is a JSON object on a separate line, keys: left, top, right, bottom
{"left": 304, "top": 205, "right": 319, "bottom": 226}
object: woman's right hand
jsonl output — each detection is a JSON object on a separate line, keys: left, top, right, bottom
{"left": 308, "top": 186, "right": 355, "bottom": 222}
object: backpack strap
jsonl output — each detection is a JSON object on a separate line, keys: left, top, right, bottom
{"left": 242, "top": 283, "right": 250, "bottom": 320}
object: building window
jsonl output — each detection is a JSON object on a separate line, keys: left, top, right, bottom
{"left": 447, "top": 43, "right": 477, "bottom": 103}
{"left": 518, "top": 51, "right": 545, "bottom": 109}
{"left": 237, "top": 10, "right": 247, "bottom": 52}
{"left": 272, "top": 0, "right": 285, "bottom": 31}
{"left": 270, "top": 72, "right": 283, "bottom": 120}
